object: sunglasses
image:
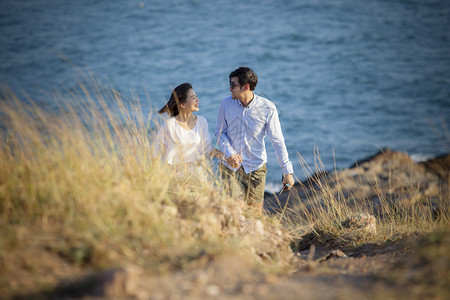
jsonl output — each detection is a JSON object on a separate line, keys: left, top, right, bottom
{"left": 229, "top": 82, "right": 240, "bottom": 89}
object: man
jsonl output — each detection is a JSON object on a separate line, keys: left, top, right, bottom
{"left": 215, "top": 66, "right": 295, "bottom": 214}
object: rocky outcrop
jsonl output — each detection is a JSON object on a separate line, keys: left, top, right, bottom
{"left": 419, "top": 152, "right": 450, "bottom": 183}
{"left": 341, "top": 213, "right": 376, "bottom": 234}
{"left": 264, "top": 148, "right": 449, "bottom": 219}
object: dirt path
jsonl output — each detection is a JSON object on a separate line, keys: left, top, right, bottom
{"left": 15, "top": 231, "right": 443, "bottom": 300}
{"left": 132, "top": 233, "right": 445, "bottom": 300}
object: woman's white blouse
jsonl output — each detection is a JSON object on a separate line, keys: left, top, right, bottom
{"left": 155, "top": 115, "right": 213, "bottom": 165}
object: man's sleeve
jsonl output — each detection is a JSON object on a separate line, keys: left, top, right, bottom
{"left": 215, "top": 101, "right": 237, "bottom": 159}
{"left": 266, "top": 107, "right": 294, "bottom": 175}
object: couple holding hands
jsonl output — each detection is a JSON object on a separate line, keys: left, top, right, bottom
{"left": 155, "top": 66, "right": 295, "bottom": 214}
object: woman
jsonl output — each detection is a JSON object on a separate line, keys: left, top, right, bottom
{"left": 155, "top": 83, "right": 223, "bottom": 178}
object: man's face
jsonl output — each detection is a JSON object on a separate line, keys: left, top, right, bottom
{"left": 229, "top": 76, "right": 242, "bottom": 100}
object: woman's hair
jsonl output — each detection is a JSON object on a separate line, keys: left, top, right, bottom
{"left": 229, "top": 66, "right": 258, "bottom": 91}
{"left": 158, "top": 83, "right": 192, "bottom": 117}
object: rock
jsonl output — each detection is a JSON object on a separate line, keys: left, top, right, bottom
{"left": 317, "top": 250, "right": 348, "bottom": 262}
{"left": 341, "top": 213, "right": 376, "bottom": 234}
{"left": 205, "top": 284, "right": 221, "bottom": 296}
{"left": 254, "top": 220, "right": 265, "bottom": 237}
{"left": 419, "top": 153, "right": 450, "bottom": 183}
{"left": 265, "top": 149, "right": 449, "bottom": 220}
{"left": 54, "top": 266, "right": 146, "bottom": 299}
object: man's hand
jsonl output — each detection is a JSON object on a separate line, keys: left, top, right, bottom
{"left": 226, "top": 154, "right": 243, "bottom": 168}
{"left": 282, "top": 174, "right": 295, "bottom": 191}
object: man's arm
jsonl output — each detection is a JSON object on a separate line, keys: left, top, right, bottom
{"left": 215, "top": 101, "right": 243, "bottom": 168}
{"left": 266, "top": 106, "right": 295, "bottom": 189}
{"left": 215, "top": 101, "right": 237, "bottom": 159}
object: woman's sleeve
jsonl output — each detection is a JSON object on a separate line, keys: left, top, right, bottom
{"left": 154, "top": 121, "right": 169, "bottom": 160}
{"left": 201, "top": 118, "right": 214, "bottom": 155}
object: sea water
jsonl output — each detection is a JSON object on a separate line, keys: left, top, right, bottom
{"left": 1, "top": 0, "right": 449, "bottom": 192}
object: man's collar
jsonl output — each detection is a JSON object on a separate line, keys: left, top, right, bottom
{"left": 239, "top": 92, "right": 256, "bottom": 108}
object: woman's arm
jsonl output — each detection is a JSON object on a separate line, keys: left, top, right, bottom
{"left": 209, "top": 148, "right": 225, "bottom": 160}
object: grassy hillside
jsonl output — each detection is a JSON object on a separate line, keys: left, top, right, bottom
{"left": 1, "top": 81, "right": 448, "bottom": 298}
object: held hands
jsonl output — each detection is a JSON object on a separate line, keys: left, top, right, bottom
{"left": 282, "top": 174, "right": 295, "bottom": 191}
{"left": 226, "top": 154, "right": 243, "bottom": 168}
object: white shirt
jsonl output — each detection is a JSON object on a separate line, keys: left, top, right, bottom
{"left": 155, "top": 115, "right": 213, "bottom": 165}
{"left": 215, "top": 94, "right": 293, "bottom": 175}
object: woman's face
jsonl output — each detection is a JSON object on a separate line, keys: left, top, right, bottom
{"left": 182, "top": 88, "right": 199, "bottom": 112}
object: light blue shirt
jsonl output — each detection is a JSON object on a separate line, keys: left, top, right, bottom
{"left": 215, "top": 94, "right": 294, "bottom": 175}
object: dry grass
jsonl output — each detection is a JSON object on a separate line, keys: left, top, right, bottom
{"left": 1, "top": 77, "right": 448, "bottom": 297}
{"left": 0, "top": 79, "right": 283, "bottom": 296}
{"left": 278, "top": 148, "right": 449, "bottom": 250}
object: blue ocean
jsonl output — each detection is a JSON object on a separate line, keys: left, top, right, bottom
{"left": 1, "top": 0, "right": 449, "bottom": 192}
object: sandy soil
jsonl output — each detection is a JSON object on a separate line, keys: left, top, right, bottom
{"left": 6, "top": 149, "right": 449, "bottom": 299}
{"left": 9, "top": 229, "right": 448, "bottom": 300}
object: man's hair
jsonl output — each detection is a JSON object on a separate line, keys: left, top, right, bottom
{"left": 229, "top": 67, "right": 258, "bottom": 91}
{"left": 158, "top": 82, "right": 192, "bottom": 117}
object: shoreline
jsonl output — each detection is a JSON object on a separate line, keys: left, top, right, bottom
{"left": 264, "top": 148, "right": 450, "bottom": 195}
{"left": 264, "top": 148, "right": 450, "bottom": 213}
